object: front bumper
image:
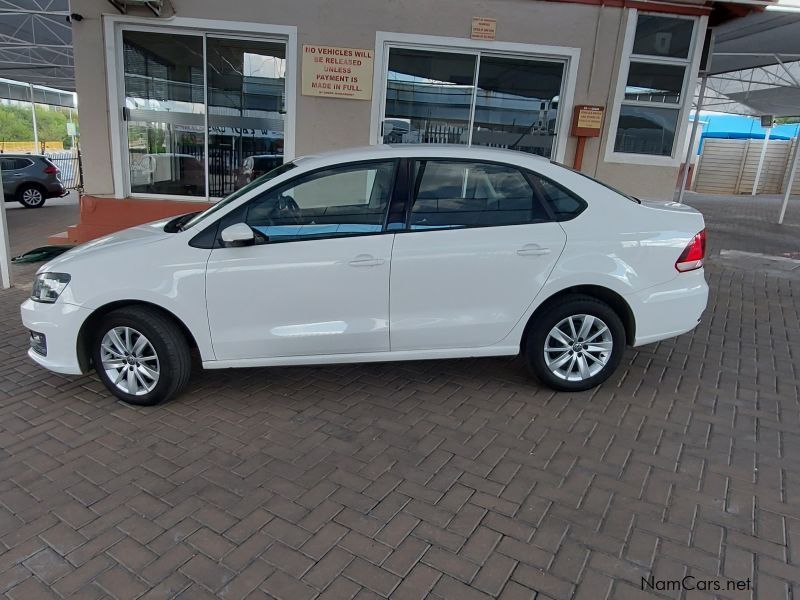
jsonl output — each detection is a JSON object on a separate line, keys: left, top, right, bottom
{"left": 20, "top": 298, "right": 92, "bottom": 375}
{"left": 631, "top": 269, "right": 709, "bottom": 346}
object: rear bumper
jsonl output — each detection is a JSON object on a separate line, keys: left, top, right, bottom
{"left": 630, "top": 269, "right": 709, "bottom": 346}
{"left": 46, "top": 184, "right": 68, "bottom": 198}
{"left": 20, "top": 298, "right": 91, "bottom": 375}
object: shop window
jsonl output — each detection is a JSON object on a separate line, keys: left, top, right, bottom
{"left": 610, "top": 12, "right": 698, "bottom": 159}
{"left": 122, "top": 29, "right": 287, "bottom": 199}
{"left": 382, "top": 48, "right": 565, "bottom": 159}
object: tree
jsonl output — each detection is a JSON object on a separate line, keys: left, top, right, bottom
{"left": 0, "top": 103, "right": 79, "bottom": 146}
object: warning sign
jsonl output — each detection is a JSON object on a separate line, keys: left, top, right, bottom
{"left": 571, "top": 105, "right": 605, "bottom": 137}
{"left": 471, "top": 17, "right": 497, "bottom": 41}
{"left": 302, "top": 45, "right": 374, "bottom": 100}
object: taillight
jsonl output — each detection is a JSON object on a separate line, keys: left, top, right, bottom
{"left": 43, "top": 165, "right": 59, "bottom": 174}
{"left": 675, "top": 229, "right": 706, "bottom": 272}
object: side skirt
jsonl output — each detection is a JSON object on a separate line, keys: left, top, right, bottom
{"left": 202, "top": 345, "right": 520, "bottom": 369}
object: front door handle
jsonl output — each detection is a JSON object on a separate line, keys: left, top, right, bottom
{"left": 517, "top": 244, "right": 551, "bottom": 256}
{"left": 348, "top": 254, "right": 385, "bottom": 267}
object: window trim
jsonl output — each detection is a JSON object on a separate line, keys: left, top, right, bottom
{"left": 370, "top": 32, "right": 581, "bottom": 164}
{"left": 103, "top": 14, "right": 297, "bottom": 201}
{"left": 604, "top": 9, "right": 707, "bottom": 167}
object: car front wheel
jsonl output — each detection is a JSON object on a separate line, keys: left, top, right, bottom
{"left": 18, "top": 184, "right": 46, "bottom": 208}
{"left": 525, "top": 295, "right": 625, "bottom": 392}
{"left": 92, "top": 307, "right": 192, "bottom": 406}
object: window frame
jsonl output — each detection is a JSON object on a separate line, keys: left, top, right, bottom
{"left": 370, "top": 32, "right": 581, "bottom": 164}
{"left": 604, "top": 9, "right": 707, "bottom": 167}
{"left": 400, "top": 157, "right": 554, "bottom": 232}
{"left": 104, "top": 15, "right": 298, "bottom": 202}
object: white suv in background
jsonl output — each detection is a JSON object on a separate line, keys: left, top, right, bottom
{"left": 21, "top": 145, "right": 708, "bottom": 405}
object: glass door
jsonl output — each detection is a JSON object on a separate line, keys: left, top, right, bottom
{"left": 123, "top": 30, "right": 206, "bottom": 197}
{"left": 121, "top": 28, "right": 288, "bottom": 200}
{"left": 383, "top": 48, "right": 477, "bottom": 145}
{"left": 382, "top": 46, "right": 566, "bottom": 159}
{"left": 206, "top": 36, "right": 287, "bottom": 197}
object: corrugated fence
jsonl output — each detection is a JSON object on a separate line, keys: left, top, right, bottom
{"left": 694, "top": 138, "right": 800, "bottom": 196}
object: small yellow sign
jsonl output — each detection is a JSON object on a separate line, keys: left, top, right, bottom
{"left": 302, "top": 45, "right": 374, "bottom": 100}
{"left": 471, "top": 17, "right": 497, "bottom": 41}
{"left": 576, "top": 108, "right": 603, "bottom": 130}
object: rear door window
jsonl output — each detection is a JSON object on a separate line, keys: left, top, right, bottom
{"left": 409, "top": 160, "right": 548, "bottom": 229}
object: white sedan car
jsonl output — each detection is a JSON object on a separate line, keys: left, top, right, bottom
{"left": 21, "top": 146, "right": 708, "bottom": 405}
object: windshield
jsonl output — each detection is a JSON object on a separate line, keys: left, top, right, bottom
{"left": 180, "top": 161, "right": 297, "bottom": 230}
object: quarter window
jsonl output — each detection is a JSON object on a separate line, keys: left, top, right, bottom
{"left": 531, "top": 176, "right": 587, "bottom": 221}
{"left": 242, "top": 161, "right": 396, "bottom": 242}
{"left": 409, "top": 160, "right": 547, "bottom": 229}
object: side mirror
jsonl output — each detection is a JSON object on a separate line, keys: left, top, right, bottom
{"left": 220, "top": 222, "right": 255, "bottom": 247}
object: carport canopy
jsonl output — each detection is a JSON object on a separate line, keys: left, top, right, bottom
{"left": 701, "top": 11, "right": 800, "bottom": 117}
{"left": 681, "top": 9, "right": 800, "bottom": 223}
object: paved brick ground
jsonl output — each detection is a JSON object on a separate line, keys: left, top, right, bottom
{"left": 0, "top": 193, "right": 799, "bottom": 599}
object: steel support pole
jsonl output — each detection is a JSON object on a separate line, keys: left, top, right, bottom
{"left": 752, "top": 126, "right": 771, "bottom": 195}
{"left": 677, "top": 73, "right": 707, "bottom": 204}
{"left": 29, "top": 84, "right": 39, "bottom": 151}
{"left": 0, "top": 168, "right": 11, "bottom": 289}
{"left": 779, "top": 136, "right": 799, "bottom": 224}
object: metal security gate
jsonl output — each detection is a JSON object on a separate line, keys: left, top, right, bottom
{"left": 45, "top": 150, "right": 83, "bottom": 191}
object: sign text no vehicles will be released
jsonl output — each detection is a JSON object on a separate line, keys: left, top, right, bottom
{"left": 302, "top": 45, "right": 374, "bottom": 100}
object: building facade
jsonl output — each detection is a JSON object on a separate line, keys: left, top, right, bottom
{"left": 64, "top": 0, "right": 710, "bottom": 240}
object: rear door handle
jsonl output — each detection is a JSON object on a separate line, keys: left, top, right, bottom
{"left": 348, "top": 254, "right": 385, "bottom": 267}
{"left": 517, "top": 244, "right": 551, "bottom": 256}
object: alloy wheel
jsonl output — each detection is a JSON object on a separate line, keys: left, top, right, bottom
{"left": 543, "top": 314, "right": 613, "bottom": 382}
{"left": 21, "top": 188, "right": 44, "bottom": 206}
{"left": 100, "top": 326, "right": 160, "bottom": 396}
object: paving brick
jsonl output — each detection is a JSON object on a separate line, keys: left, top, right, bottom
{"left": 260, "top": 569, "right": 317, "bottom": 600}
{"left": 179, "top": 553, "right": 236, "bottom": 592}
{"left": 21, "top": 547, "right": 72, "bottom": 583}
{"left": 302, "top": 546, "right": 355, "bottom": 590}
{"left": 391, "top": 563, "right": 441, "bottom": 600}
{"left": 422, "top": 545, "right": 479, "bottom": 583}
{"left": 472, "top": 552, "right": 517, "bottom": 596}
{"left": 343, "top": 557, "right": 401, "bottom": 596}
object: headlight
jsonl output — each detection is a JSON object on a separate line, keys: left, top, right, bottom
{"left": 31, "top": 273, "right": 71, "bottom": 303}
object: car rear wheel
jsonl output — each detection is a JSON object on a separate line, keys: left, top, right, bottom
{"left": 18, "top": 184, "right": 46, "bottom": 208}
{"left": 92, "top": 307, "right": 192, "bottom": 406}
{"left": 525, "top": 295, "right": 625, "bottom": 392}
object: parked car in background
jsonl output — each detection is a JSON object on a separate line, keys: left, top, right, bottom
{"left": 235, "top": 154, "right": 283, "bottom": 189}
{"left": 21, "top": 145, "right": 708, "bottom": 406}
{"left": 1, "top": 154, "right": 67, "bottom": 208}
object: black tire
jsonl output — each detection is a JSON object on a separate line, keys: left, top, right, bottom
{"left": 525, "top": 295, "right": 626, "bottom": 392}
{"left": 92, "top": 306, "right": 192, "bottom": 406}
{"left": 17, "top": 184, "right": 47, "bottom": 208}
